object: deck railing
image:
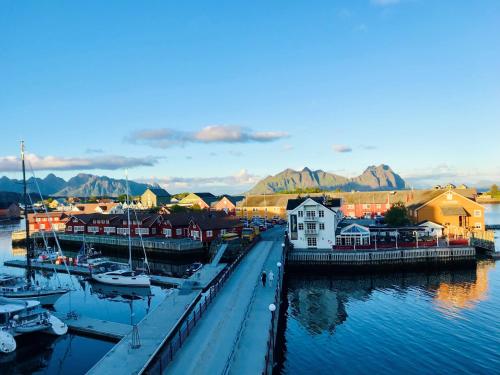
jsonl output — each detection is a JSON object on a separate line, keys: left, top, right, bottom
{"left": 263, "top": 242, "right": 286, "bottom": 375}
{"left": 144, "top": 238, "right": 258, "bottom": 374}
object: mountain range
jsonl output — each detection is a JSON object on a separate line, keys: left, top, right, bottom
{"left": 0, "top": 173, "right": 151, "bottom": 197}
{"left": 248, "top": 165, "right": 407, "bottom": 194}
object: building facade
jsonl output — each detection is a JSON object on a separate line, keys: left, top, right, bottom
{"left": 141, "top": 188, "right": 171, "bottom": 208}
{"left": 28, "top": 212, "right": 68, "bottom": 232}
{"left": 212, "top": 195, "right": 244, "bottom": 215}
{"left": 286, "top": 197, "right": 343, "bottom": 250}
{"left": 408, "top": 190, "right": 485, "bottom": 236}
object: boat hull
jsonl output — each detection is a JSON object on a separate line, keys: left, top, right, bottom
{"left": 2, "top": 289, "right": 69, "bottom": 306}
{"left": 91, "top": 274, "right": 151, "bottom": 287}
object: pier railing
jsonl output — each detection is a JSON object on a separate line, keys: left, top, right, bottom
{"left": 263, "top": 242, "right": 286, "bottom": 375}
{"left": 31, "top": 231, "right": 203, "bottom": 251}
{"left": 144, "top": 238, "right": 259, "bottom": 374}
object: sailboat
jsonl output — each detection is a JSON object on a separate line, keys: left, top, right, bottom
{"left": 91, "top": 173, "right": 151, "bottom": 287}
{"left": 0, "top": 142, "right": 69, "bottom": 306}
{"left": 0, "top": 297, "right": 67, "bottom": 354}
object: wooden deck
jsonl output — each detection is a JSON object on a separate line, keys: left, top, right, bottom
{"left": 29, "top": 231, "right": 203, "bottom": 253}
{"left": 287, "top": 246, "right": 476, "bottom": 265}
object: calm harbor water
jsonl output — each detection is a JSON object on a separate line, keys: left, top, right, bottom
{"left": 278, "top": 204, "right": 500, "bottom": 375}
{"left": 0, "top": 222, "right": 197, "bottom": 374}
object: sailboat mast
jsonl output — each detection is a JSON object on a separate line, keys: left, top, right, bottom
{"left": 21, "top": 141, "right": 32, "bottom": 287}
{"left": 126, "top": 171, "right": 132, "bottom": 270}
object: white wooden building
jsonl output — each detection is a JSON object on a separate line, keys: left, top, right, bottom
{"left": 286, "top": 197, "right": 343, "bottom": 250}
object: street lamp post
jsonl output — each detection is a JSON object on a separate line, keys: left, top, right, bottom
{"left": 268, "top": 303, "right": 277, "bottom": 353}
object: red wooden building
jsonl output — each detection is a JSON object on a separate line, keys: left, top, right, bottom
{"left": 28, "top": 211, "right": 69, "bottom": 232}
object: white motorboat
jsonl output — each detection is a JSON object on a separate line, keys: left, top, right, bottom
{"left": 0, "top": 274, "right": 69, "bottom": 306}
{"left": 91, "top": 173, "right": 151, "bottom": 288}
{"left": 91, "top": 269, "right": 151, "bottom": 287}
{"left": 0, "top": 297, "right": 68, "bottom": 354}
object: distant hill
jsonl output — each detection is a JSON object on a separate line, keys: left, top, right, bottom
{"left": 248, "top": 165, "right": 407, "bottom": 194}
{"left": 0, "top": 173, "right": 151, "bottom": 197}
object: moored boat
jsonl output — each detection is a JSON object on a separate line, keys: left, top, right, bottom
{"left": 0, "top": 297, "right": 68, "bottom": 354}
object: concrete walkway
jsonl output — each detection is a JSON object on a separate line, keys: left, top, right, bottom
{"left": 227, "top": 230, "right": 283, "bottom": 374}
{"left": 167, "top": 228, "right": 284, "bottom": 375}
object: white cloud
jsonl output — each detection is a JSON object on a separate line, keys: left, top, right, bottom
{"left": 126, "top": 125, "right": 289, "bottom": 149}
{"left": 0, "top": 153, "right": 160, "bottom": 172}
{"left": 402, "top": 164, "right": 500, "bottom": 189}
{"left": 332, "top": 144, "right": 353, "bottom": 153}
{"left": 141, "top": 169, "right": 261, "bottom": 194}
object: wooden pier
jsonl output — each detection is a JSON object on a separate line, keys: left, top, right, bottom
{"left": 28, "top": 231, "right": 204, "bottom": 254}
{"left": 53, "top": 312, "right": 131, "bottom": 342}
{"left": 287, "top": 246, "right": 476, "bottom": 266}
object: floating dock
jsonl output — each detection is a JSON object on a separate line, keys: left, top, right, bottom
{"left": 3, "top": 259, "right": 226, "bottom": 288}
{"left": 54, "top": 312, "right": 131, "bottom": 342}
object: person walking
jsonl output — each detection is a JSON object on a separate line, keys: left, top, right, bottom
{"left": 261, "top": 271, "right": 267, "bottom": 287}
{"left": 268, "top": 270, "right": 274, "bottom": 287}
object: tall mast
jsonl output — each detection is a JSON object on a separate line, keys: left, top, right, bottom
{"left": 21, "top": 141, "right": 32, "bottom": 287}
{"left": 126, "top": 170, "right": 132, "bottom": 269}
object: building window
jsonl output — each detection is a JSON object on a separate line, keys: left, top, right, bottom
{"left": 117, "top": 228, "right": 130, "bottom": 235}
{"left": 319, "top": 223, "right": 325, "bottom": 230}
{"left": 305, "top": 211, "right": 316, "bottom": 219}
{"left": 74, "top": 226, "right": 84, "bottom": 233}
{"left": 135, "top": 228, "right": 149, "bottom": 235}
{"left": 306, "top": 222, "right": 316, "bottom": 230}
{"left": 345, "top": 237, "right": 351, "bottom": 245}
{"left": 474, "top": 210, "right": 482, "bottom": 217}
{"left": 298, "top": 210, "right": 303, "bottom": 217}
{"left": 376, "top": 204, "right": 381, "bottom": 209}
{"left": 206, "top": 230, "right": 213, "bottom": 238}
{"left": 221, "top": 229, "right": 227, "bottom": 235}
{"left": 475, "top": 223, "right": 482, "bottom": 229}
{"left": 363, "top": 204, "right": 370, "bottom": 209}
{"left": 163, "top": 228, "right": 172, "bottom": 237}
{"left": 176, "top": 228, "right": 182, "bottom": 235}
{"left": 87, "top": 226, "right": 99, "bottom": 233}
{"left": 298, "top": 223, "right": 304, "bottom": 230}
{"left": 67, "top": 226, "right": 72, "bottom": 232}
{"left": 348, "top": 204, "right": 355, "bottom": 209}
{"left": 319, "top": 210, "right": 324, "bottom": 218}
{"left": 307, "top": 237, "right": 317, "bottom": 248}
{"left": 104, "top": 227, "right": 115, "bottom": 234}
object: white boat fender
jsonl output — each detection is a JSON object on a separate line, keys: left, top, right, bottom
{"left": 0, "top": 331, "right": 16, "bottom": 353}
{"left": 48, "top": 315, "right": 68, "bottom": 336}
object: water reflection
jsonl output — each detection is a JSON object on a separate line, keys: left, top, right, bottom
{"left": 287, "top": 263, "right": 493, "bottom": 335}
{"left": 434, "top": 261, "right": 494, "bottom": 314}
{"left": 281, "top": 261, "right": 500, "bottom": 375}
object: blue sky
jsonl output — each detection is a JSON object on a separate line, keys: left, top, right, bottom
{"left": 1, "top": 0, "right": 499, "bottom": 193}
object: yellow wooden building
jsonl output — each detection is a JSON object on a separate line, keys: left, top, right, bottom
{"left": 407, "top": 190, "right": 485, "bottom": 236}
